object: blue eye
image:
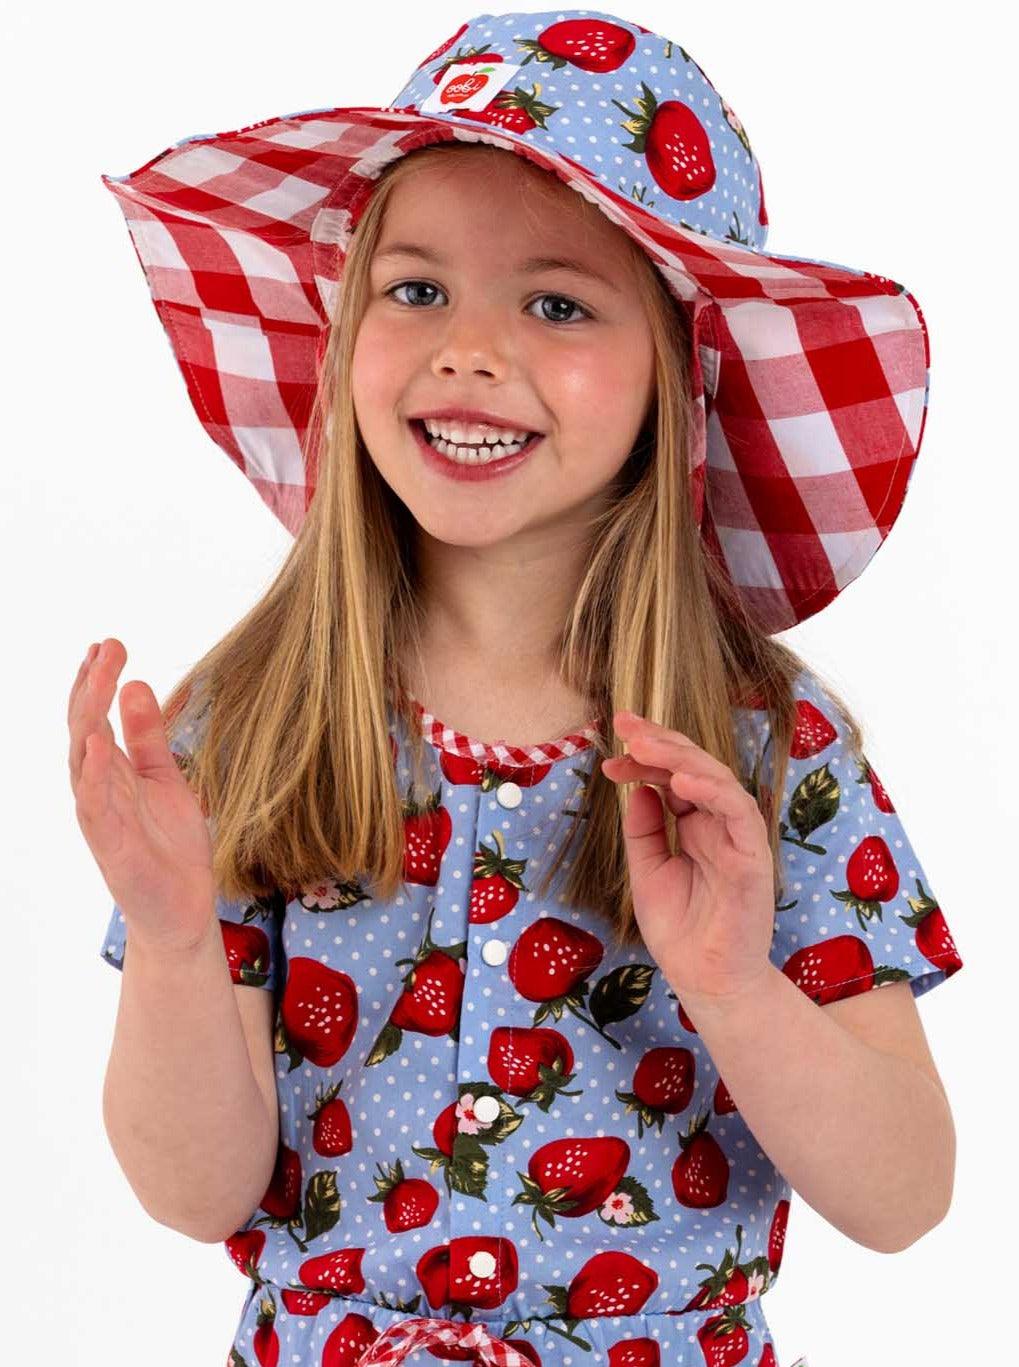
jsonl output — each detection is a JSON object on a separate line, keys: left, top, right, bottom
{"left": 383, "top": 280, "right": 591, "bottom": 325}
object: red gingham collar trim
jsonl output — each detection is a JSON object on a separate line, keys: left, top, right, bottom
{"left": 409, "top": 696, "right": 604, "bottom": 769}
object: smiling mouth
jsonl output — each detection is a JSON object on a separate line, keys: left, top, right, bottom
{"left": 410, "top": 418, "right": 542, "bottom": 465}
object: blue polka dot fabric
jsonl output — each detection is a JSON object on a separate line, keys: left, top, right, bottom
{"left": 98, "top": 666, "right": 963, "bottom": 1366}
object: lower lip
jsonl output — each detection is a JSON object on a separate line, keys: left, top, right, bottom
{"left": 410, "top": 419, "right": 543, "bottom": 482}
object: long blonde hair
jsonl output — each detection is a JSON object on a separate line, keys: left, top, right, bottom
{"left": 160, "top": 141, "right": 865, "bottom": 952}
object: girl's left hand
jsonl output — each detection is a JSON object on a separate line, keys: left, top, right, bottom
{"left": 601, "top": 710, "right": 776, "bottom": 1008}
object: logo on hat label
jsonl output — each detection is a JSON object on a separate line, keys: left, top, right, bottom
{"left": 420, "top": 62, "right": 522, "bottom": 114}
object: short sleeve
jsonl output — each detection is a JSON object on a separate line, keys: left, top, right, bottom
{"left": 97, "top": 707, "right": 285, "bottom": 993}
{"left": 739, "top": 670, "right": 965, "bottom": 1006}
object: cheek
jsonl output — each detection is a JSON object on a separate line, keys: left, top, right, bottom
{"left": 351, "top": 321, "right": 403, "bottom": 423}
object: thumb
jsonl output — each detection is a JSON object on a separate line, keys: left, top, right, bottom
{"left": 118, "top": 680, "right": 184, "bottom": 781}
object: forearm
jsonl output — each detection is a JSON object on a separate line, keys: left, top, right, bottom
{"left": 681, "top": 963, "right": 955, "bottom": 1253}
{"left": 102, "top": 913, "right": 278, "bottom": 1243}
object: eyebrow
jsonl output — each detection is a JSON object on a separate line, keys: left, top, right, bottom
{"left": 372, "top": 242, "right": 621, "bottom": 295}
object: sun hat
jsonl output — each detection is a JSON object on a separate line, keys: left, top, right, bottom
{"left": 100, "top": 8, "right": 931, "bottom": 634}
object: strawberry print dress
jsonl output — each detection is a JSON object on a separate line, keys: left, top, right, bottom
{"left": 98, "top": 667, "right": 964, "bottom": 1367}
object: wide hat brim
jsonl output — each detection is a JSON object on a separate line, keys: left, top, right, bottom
{"left": 101, "top": 103, "right": 930, "bottom": 634}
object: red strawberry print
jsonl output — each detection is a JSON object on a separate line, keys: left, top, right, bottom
{"left": 671, "top": 1110, "right": 729, "bottom": 1208}
{"left": 251, "top": 1291, "right": 280, "bottom": 1366}
{"left": 322, "top": 1311, "right": 379, "bottom": 1367}
{"left": 616, "top": 1045, "right": 695, "bottom": 1136}
{"left": 487, "top": 1025, "right": 581, "bottom": 1109}
{"left": 452, "top": 85, "right": 558, "bottom": 136}
{"left": 675, "top": 995, "right": 699, "bottom": 1035}
{"left": 608, "top": 1339, "right": 660, "bottom": 1366}
{"left": 367, "top": 1157, "right": 439, "bottom": 1232}
{"left": 403, "top": 785, "right": 453, "bottom": 885}
{"left": 221, "top": 919, "right": 273, "bottom": 988}
{"left": 713, "top": 1077, "right": 737, "bottom": 1115}
{"left": 781, "top": 933, "right": 907, "bottom": 1005}
{"left": 309, "top": 1080, "right": 352, "bottom": 1157}
{"left": 418, "top": 1236, "right": 519, "bottom": 1311}
{"left": 280, "top": 958, "right": 358, "bottom": 1068}
{"left": 696, "top": 1305, "right": 752, "bottom": 1366}
{"left": 366, "top": 907, "right": 466, "bottom": 1063}
{"left": 836, "top": 835, "right": 900, "bottom": 929}
{"left": 566, "top": 1249, "right": 659, "bottom": 1318}
{"left": 279, "top": 1285, "right": 334, "bottom": 1317}
{"left": 259, "top": 1142, "right": 303, "bottom": 1222}
{"left": 768, "top": 1198, "right": 789, "bottom": 1273}
{"left": 612, "top": 83, "right": 716, "bottom": 202}
{"left": 417, "top": 23, "right": 469, "bottom": 72}
{"left": 789, "top": 699, "right": 838, "bottom": 758}
{"left": 757, "top": 165, "right": 768, "bottom": 228}
{"left": 508, "top": 914, "right": 602, "bottom": 1001}
{"left": 758, "top": 1347, "right": 778, "bottom": 1367}
{"left": 430, "top": 42, "right": 503, "bottom": 85}
{"left": 468, "top": 828, "right": 528, "bottom": 921}
{"left": 517, "top": 18, "right": 636, "bottom": 73}
{"left": 514, "top": 1136, "right": 630, "bottom": 1234}
{"left": 678, "top": 1225, "right": 770, "bottom": 1313}
{"left": 225, "top": 1227, "right": 266, "bottom": 1280}
{"left": 860, "top": 758, "right": 895, "bottom": 813}
{"left": 296, "top": 1247, "right": 367, "bottom": 1299}
{"left": 902, "top": 879, "right": 964, "bottom": 977}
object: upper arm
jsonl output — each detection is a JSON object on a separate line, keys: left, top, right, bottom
{"left": 822, "top": 980, "right": 948, "bottom": 1103}
{"left": 234, "top": 984, "right": 280, "bottom": 1134}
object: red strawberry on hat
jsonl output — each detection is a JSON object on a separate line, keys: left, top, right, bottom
{"left": 454, "top": 85, "right": 558, "bottom": 136}
{"left": 613, "top": 83, "right": 716, "bottom": 202}
{"left": 516, "top": 17, "right": 636, "bottom": 73}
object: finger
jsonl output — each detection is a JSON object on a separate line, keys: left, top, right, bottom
{"left": 67, "top": 641, "right": 101, "bottom": 727}
{"left": 118, "top": 680, "right": 183, "bottom": 780}
{"left": 68, "top": 639, "right": 123, "bottom": 788}
{"left": 602, "top": 754, "right": 699, "bottom": 818}
{"left": 626, "top": 734, "right": 765, "bottom": 858}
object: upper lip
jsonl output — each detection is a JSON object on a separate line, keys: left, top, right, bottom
{"left": 409, "top": 407, "right": 542, "bottom": 433}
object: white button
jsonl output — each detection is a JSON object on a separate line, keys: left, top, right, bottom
{"left": 481, "top": 938, "right": 508, "bottom": 966}
{"left": 468, "top": 1250, "right": 497, "bottom": 1279}
{"left": 473, "top": 1094, "right": 500, "bottom": 1123}
{"left": 496, "top": 780, "right": 522, "bottom": 809}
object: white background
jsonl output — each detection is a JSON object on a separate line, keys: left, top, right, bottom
{"left": 2, "top": 2, "right": 1009, "bottom": 1363}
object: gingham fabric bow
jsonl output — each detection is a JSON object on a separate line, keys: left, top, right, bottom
{"left": 356, "top": 1314, "right": 535, "bottom": 1365}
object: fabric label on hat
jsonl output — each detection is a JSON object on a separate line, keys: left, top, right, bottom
{"left": 419, "top": 62, "right": 523, "bottom": 114}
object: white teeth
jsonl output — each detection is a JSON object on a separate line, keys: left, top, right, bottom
{"left": 422, "top": 417, "right": 533, "bottom": 445}
{"left": 417, "top": 419, "right": 535, "bottom": 465}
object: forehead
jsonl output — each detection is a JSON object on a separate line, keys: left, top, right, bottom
{"left": 377, "top": 148, "right": 631, "bottom": 271}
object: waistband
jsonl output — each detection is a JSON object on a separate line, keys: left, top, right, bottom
{"left": 357, "top": 1316, "right": 533, "bottom": 1366}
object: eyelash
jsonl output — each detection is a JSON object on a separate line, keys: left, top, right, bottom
{"left": 382, "top": 280, "right": 592, "bottom": 325}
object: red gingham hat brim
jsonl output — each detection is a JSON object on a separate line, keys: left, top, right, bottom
{"left": 101, "top": 105, "right": 931, "bottom": 634}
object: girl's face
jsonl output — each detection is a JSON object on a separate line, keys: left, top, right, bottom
{"left": 351, "top": 150, "right": 656, "bottom": 546}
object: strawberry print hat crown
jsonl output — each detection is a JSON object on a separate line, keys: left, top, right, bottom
{"left": 101, "top": 9, "right": 932, "bottom": 634}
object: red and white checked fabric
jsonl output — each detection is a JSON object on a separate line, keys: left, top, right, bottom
{"left": 99, "top": 10, "right": 932, "bottom": 636}
{"left": 356, "top": 1315, "right": 535, "bottom": 1366}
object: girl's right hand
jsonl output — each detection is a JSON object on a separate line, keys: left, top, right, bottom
{"left": 69, "top": 638, "right": 218, "bottom": 955}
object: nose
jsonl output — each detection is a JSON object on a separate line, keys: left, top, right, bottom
{"left": 356, "top": 1313, "right": 535, "bottom": 1365}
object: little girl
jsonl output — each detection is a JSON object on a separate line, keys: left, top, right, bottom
{"left": 76, "top": 10, "right": 965, "bottom": 1366}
